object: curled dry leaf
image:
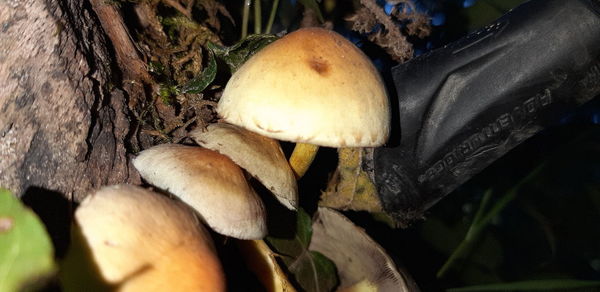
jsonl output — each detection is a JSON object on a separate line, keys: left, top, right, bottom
{"left": 309, "top": 207, "right": 419, "bottom": 292}
{"left": 197, "top": 0, "right": 235, "bottom": 31}
{"left": 346, "top": 0, "right": 431, "bottom": 62}
{"left": 320, "top": 147, "right": 382, "bottom": 213}
{"left": 237, "top": 240, "right": 298, "bottom": 292}
{"left": 132, "top": 144, "right": 267, "bottom": 239}
{"left": 191, "top": 122, "right": 298, "bottom": 210}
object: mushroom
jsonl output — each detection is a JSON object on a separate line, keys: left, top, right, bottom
{"left": 237, "top": 240, "right": 298, "bottom": 292}
{"left": 190, "top": 123, "right": 298, "bottom": 210}
{"left": 61, "top": 185, "right": 225, "bottom": 291}
{"left": 309, "top": 207, "right": 418, "bottom": 292}
{"left": 132, "top": 144, "right": 267, "bottom": 239}
{"left": 218, "top": 27, "right": 390, "bottom": 178}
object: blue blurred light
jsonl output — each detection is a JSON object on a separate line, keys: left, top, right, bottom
{"left": 431, "top": 12, "right": 446, "bottom": 26}
{"left": 463, "top": 0, "right": 477, "bottom": 8}
{"left": 289, "top": 0, "right": 297, "bottom": 6}
{"left": 371, "top": 23, "right": 382, "bottom": 34}
{"left": 399, "top": 3, "right": 413, "bottom": 14}
{"left": 372, "top": 58, "right": 385, "bottom": 71}
{"left": 339, "top": 29, "right": 365, "bottom": 48}
{"left": 412, "top": 0, "right": 430, "bottom": 13}
{"left": 592, "top": 113, "right": 600, "bottom": 124}
{"left": 384, "top": 2, "right": 395, "bottom": 15}
{"left": 559, "top": 115, "right": 572, "bottom": 125}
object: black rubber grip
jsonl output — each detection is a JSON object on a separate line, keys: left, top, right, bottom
{"left": 373, "top": 0, "right": 600, "bottom": 223}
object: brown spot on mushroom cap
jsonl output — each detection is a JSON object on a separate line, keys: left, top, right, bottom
{"left": 308, "top": 56, "right": 330, "bottom": 76}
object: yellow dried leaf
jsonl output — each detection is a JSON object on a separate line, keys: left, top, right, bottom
{"left": 320, "top": 148, "right": 382, "bottom": 212}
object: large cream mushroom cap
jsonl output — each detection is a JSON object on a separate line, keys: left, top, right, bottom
{"left": 218, "top": 27, "right": 390, "bottom": 147}
{"left": 132, "top": 144, "right": 267, "bottom": 239}
{"left": 63, "top": 185, "right": 225, "bottom": 291}
{"left": 191, "top": 123, "right": 298, "bottom": 210}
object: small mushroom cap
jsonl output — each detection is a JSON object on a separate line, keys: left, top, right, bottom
{"left": 218, "top": 27, "right": 390, "bottom": 147}
{"left": 191, "top": 123, "right": 298, "bottom": 210}
{"left": 69, "top": 185, "right": 225, "bottom": 291}
{"left": 132, "top": 144, "right": 267, "bottom": 239}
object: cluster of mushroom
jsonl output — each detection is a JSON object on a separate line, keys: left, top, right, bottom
{"left": 62, "top": 27, "right": 390, "bottom": 291}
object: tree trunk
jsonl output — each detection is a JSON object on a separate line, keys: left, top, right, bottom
{"left": 0, "top": 0, "right": 141, "bottom": 203}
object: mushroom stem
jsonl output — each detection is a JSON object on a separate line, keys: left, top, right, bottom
{"left": 289, "top": 143, "right": 319, "bottom": 179}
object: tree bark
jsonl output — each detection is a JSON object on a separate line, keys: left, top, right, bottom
{"left": 0, "top": 0, "right": 139, "bottom": 202}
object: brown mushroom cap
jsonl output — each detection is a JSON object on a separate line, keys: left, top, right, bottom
{"left": 191, "top": 123, "right": 298, "bottom": 210}
{"left": 66, "top": 185, "right": 225, "bottom": 291}
{"left": 218, "top": 27, "right": 390, "bottom": 147}
{"left": 132, "top": 144, "right": 267, "bottom": 239}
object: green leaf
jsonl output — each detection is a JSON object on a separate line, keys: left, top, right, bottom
{"left": 284, "top": 251, "right": 337, "bottom": 292}
{"left": 420, "top": 217, "right": 466, "bottom": 256}
{"left": 209, "top": 34, "right": 279, "bottom": 73}
{"left": 266, "top": 209, "right": 338, "bottom": 292}
{"left": 0, "top": 189, "right": 56, "bottom": 292}
{"left": 448, "top": 279, "right": 600, "bottom": 291}
{"left": 177, "top": 49, "right": 217, "bottom": 94}
{"left": 464, "top": 0, "right": 526, "bottom": 31}
{"left": 298, "top": 0, "right": 324, "bottom": 23}
{"left": 147, "top": 61, "right": 166, "bottom": 76}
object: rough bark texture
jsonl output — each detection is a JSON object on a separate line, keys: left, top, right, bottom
{"left": 0, "top": 0, "right": 139, "bottom": 202}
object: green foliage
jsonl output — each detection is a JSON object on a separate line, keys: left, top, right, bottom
{"left": 437, "top": 167, "right": 544, "bottom": 279}
{"left": 463, "top": 0, "right": 527, "bottom": 31}
{"left": 287, "top": 251, "right": 337, "bottom": 292}
{"left": 162, "top": 34, "right": 277, "bottom": 98}
{"left": 148, "top": 61, "right": 166, "bottom": 75}
{"left": 210, "top": 34, "right": 279, "bottom": 73}
{"left": 159, "top": 84, "right": 178, "bottom": 104}
{"left": 160, "top": 16, "right": 204, "bottom": 41}
{"left": 448, "top": 279, "right": 600, "bottom": 291}
{"left": 416, "top": 127, "right": 600, "bottom": 290}
{"left": 0, "top": 189, "right": 55, "bottom": 292}
{"left": 266, "top": 209, "right": 338, "bottom": 292}
{"left": 177, "top": 50, "right": 217, "bottom": 94}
